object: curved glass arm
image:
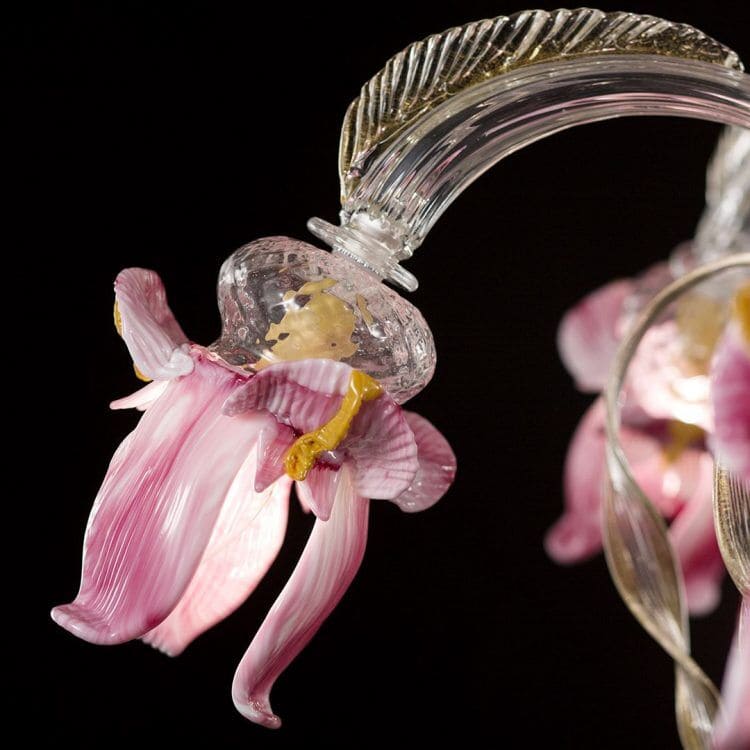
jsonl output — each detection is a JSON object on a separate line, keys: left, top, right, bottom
{"left": 307, "top": 40, "right": 750, "bottom": 750}
{"left": 310, "top": 55, "right": 750, "bottom": 291}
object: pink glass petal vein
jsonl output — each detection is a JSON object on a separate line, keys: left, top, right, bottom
{"left": 254, "top": 422, "right": 295, "bottom": 493}
{"left": 295, "top": 466, "right": 340, "bottom": 521}
{"left": 232, "top": 467, "right": 369, "bottom": 728}
{"left": 110, "top": 379, "right": 170, "bottom": 411}
{"left": 344, "top": 394, "right": 418, "bottom": 499}
{"left": 114, "top": 268, "right": 193, "bottom": 380}
{"left": 222, "top": 358, "right": 351, "bottom": 428}
{"left": 224, "top": 359, "right": 419, "bottom": 498}
{"left": 392, "top": 411, "right": 456, "bottom": 512}
{"left": 143, "top": 452, "right": 291, "bottom": 656}
{"left": 51, "top": 358, "right": 259, "bottom": 644}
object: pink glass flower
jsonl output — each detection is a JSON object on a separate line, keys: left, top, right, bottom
{"left": 550, "top": 267, "right": 750, "bottom": 749}
{"left": 546, "top": 272, "right": 724, "bottom": 615}
{"left": 51, "top": 266, "right": 456, "bottom": 728}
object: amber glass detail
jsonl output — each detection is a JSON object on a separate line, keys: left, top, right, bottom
{"left": 284, "top": 370, "right": 382, "bottom": 481}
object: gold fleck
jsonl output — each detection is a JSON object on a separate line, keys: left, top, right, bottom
{"left": 662, "top": 420, "right": 705, "bottom": 464}
{"left": 258, "top": 277, "right": 358, "bottom": 367}
{"left": 114, "top": 300, "right": 151, "bottom": 382}
{"left": 356, "top": 294, "right": 375, "bottom": 326}
{"left": 113, "top": 300, "right": 123, "bottom": 335}
{"left": 675, "top": 293, "right": 726, "bottom": 371}
{"left": 734, "top": 283, "right": 750, "bottom": 345}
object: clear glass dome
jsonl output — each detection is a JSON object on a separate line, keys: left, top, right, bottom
{"left": 210, "top": 236, "right": 435, "bottom": 403}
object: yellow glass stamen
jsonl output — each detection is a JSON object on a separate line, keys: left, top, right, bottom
{"left": 661, "top": 420, "right": 705, "bottom": 464}
{"left": 675, "top": 292, "right": 725, "bottom": 371}
{"left": 113, "top": 300, "right": 151, "bottom": 382}
{"left": 284, "top": 370, "right": 382, "bottom": 481}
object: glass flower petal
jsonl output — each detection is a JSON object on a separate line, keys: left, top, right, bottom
{"left": 557, "top": 278, "right": 633, "bottom": 392}
{"left": 393, "top": 411, "right": 456, "bottom": 512}
{"left": 110, "top": 379, "right": 170, "bottom": 411}
{"left": 232, "top": 467, "right": 368, "bottom": 728}
{"left": 51, "top": 356, "right": 261, "bottom": 643}
{"left": 295, "top": 467, "right": 340, "bottom": 521}
{"left": 143, "top": 452, "right": 292, "bottom": 656}
{"left": 114, "top": 268, "right": 193, "bottom": 380}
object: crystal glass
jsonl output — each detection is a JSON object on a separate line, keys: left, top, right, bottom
{"left": 310, "top": 56, "right": 750, "bottom": 290}
{"left": 210, "top": 236, "right": 435, "bottom": 403}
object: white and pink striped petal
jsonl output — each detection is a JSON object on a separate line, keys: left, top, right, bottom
{"left": 295, "top": 466, "right": 340, "bottom": 521}
{"left": 143, "top": 451, "right": 292, "bottom": 656}
{"left": 343, "top": 392, "right": 417, "bottom": 499}
{"left": 254, "top": 422, "right": 296, "bottom": 493}
{"left": 110, "top": 379, "right": 170, "bottom": 411}
{"left": 51, "top": 357, "right": 258, "bottom": 644}
{"left": 225, "top": 359, "right": 420, "bottom": 500}
{"left": 392, "top": 411, "right": 456, "bottom": 512}
{"left": 222, "top": 358, "right": 351, "bottom": 428}
{"left": 232, "top": 467, "right": 369, "bottom": 728}
{"left": 114, "top": 267, "right": 193, "bottom": 380}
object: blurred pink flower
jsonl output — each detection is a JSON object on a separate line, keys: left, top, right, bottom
{"left": 550, "top": 269, "right": 750, "bottom": 748}
{"left": 546, "top": 272, "right": 724, "bottom": 615}
{"left": 52, "top": 268, "right": 456, "bottom": 728}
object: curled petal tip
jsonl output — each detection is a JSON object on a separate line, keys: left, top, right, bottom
{"left": 50, "top": 603, "right": 128, "bottom": 645}
{"left": 141, "top": 631, "right": 179, "bottom": 657}
{"left": 114, "top": 268, "right": 193, "bottom": 381}
{"left": 394, "top": 412, "right": 456, "bottom": 512}
{"left": 232, "top": 469, "right": 368, "bottom": 730}
{"left": 683, "top": 577, "right": 721, "bottom": 617}
{"left": 232, "top": 691, "right": 282, "bottom": 729}
{"left": 544, "top": 517, "right": 600, "bottom": 565}
{"left": 295, "top": 467, "right": 339, "bottom": 521}
{"left": 557, "top": 278, "right": 633, "bottom": 392}
{"left": 110, "top": 379, "right": 170, "bottom": 411}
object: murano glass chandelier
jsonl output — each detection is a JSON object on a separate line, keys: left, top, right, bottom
{"left": 51, "top": 9, "right": 749, "bottom": 748}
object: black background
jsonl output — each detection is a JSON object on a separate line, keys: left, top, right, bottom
{"left": 15, "top": 1, "right": 748, "bottom": 746}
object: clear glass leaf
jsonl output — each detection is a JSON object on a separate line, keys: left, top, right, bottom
{"left": 675, "top": 667, "right": 721, "bottom": 750}
{"left": 713, "top": 461, "right": 750, "bottom": 595}
{"left": 339, "top": 8, "right": 741, "bottom": 199}
{"left": 603, "top": 469, "right": 720, "bottom": 748}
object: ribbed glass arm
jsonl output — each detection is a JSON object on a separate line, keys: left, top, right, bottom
{"left": 310, "top": 55, "right": 750, "bottom": 291}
